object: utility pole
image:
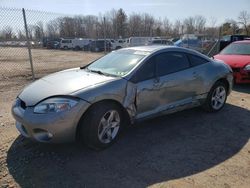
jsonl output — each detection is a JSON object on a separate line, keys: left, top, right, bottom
{"left": 22, "top": 8, "right": 35, "bottom": 80}
{"left": 104, "top": 17, "right": 106, "bottom": 53}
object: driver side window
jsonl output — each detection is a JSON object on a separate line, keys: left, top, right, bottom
{"left": 156, "top": 52, "right": 190, "bottom": 76}
{"left": 132, "top": 58, "right": 155, "bottom": 83}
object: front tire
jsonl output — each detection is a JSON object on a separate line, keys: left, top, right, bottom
{"left": 202, "top": 81, "right": 228, "bottom": 112}
{"left": 79, "top": 102, "right": 123, "bottom": 150}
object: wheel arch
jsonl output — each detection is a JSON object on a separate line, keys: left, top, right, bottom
{"left": 75, "top": 99, "right": 131, "bottom": 140}
{"left": 213, "top": 77, "right": 230, "bottom": 95}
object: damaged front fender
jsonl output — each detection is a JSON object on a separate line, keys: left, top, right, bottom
{"left": 122, "top": 81, "right": 137, "bottom": 122}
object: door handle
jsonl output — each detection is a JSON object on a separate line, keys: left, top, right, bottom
{"left": 153, "top": 77, "right": 160, "bottom": 83}
{"left": 153, "top": 82, "right": 160, "bottom": 87}
{"left": 153, "top": 77, "right": 160, "bottom": 87}
{"left": 192, "top": 72, "right": 198, "bottom": 78}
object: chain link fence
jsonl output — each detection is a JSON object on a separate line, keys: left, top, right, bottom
{"left": 0, "top": 8, "right": 31, "bottom": 79}
{"left": 0, "top": 7, "right": 103, "bottom": 82}
{"left": 0, "top": 7, "right": 220, "bottom": 83}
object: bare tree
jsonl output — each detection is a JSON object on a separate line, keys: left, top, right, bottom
{"left": 172, "top": 20, "right": 182, "bottom": 37}
{"left": 10, "top": 8, "right": 247, "bottom": 41}
{"left": 163, "top": 18, "right": 172, "bottom": 37}
{"left": 154, "top": 18, "right": 163, "bottom": 37}
{"left": 128, "top": 13, "right": 143, "bottom": 36}
{"left": 73, "top": 16, "right": 86, "bottom": 37}
{"left": 115, "top": 8, "right": 127, "bottom": 38}
{"left": 238, "top": 10, "right": 250, "bottom": 35}
{"left": 194, "top": 15, "right": 206, "bottom": 34}
{"left": 33, "top": 21, "right": 44, "bottom": 40}
{"left": 209, "top": 17, "right": 217, "bottom": 28}
{"left": 2, "top": 26, "right": 14, "bottom": 39}
{"left": 82, "top": 15, "right": 98, "bottom": 38}
{"left": 230, "top": 19, "right": 240, "bottom": 34}
{"left": 204, "top": 17, "right": 218, "bottom": 40}
{"left": 183, "top": 17, "right": 195, "bottom": 34}
{"left": 46, "top": 19, "right": 60, "bottom": 38}
{"left": 221, "top": 20, "right": 239, "bottom": 35}
{"left": 17, "top": 29, "right": 26, "bottom": 40}
{"left": 142, "top": 13, "right": 155, "bottom": 36}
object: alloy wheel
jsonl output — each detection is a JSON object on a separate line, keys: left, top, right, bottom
{"left": 211, "top": 86, "right": 226, "bottom": 110}
{"left": 97, "top": 110, "right": 120, "bottom": 144}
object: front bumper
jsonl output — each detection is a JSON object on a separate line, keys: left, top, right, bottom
{"left": 11, "top": 99, "right": 90, "bottom": 143}
{"left": 232, "top": 69, "right": 250, "bottom": 84}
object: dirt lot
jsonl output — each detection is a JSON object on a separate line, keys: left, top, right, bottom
{"left": 0, "top": 47, "right": 250, "bottom": 188}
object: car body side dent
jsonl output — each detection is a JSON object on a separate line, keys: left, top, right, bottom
{"left": 122, "top": 81, "right": 137, "bottom": 122}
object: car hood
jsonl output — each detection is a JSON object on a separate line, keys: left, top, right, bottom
{"left": 214, "top": 54, "right": 250, "bottom": 68}
{"left": 19, "top": 68, "right": 117, "bottom": 106}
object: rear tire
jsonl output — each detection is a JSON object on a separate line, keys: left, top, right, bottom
{"left": 202, "top": 81, "right": 228, "bottom": 112}
{"left": 78, "top": 102, "right": 124, "bottom": 150}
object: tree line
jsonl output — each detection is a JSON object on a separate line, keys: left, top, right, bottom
{"left": 0, "top": 8, "right": 249, "bottom": 40}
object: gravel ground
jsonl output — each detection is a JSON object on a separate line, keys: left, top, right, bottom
{"left": 0, "top": 48, "right": 250, "bottom": 188}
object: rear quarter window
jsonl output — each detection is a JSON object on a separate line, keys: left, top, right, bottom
{"left": 188, "top": 54, "right": 209, "bottom": 67}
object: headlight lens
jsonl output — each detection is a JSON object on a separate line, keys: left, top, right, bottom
{"left": 13, "top": 97, "right": 21, "bottom": 107}
{"left": 243, "top": 64, "right": 250, "bottom": 71}
{"left": 34, "top": 97, "right": 78, "bottom": 114}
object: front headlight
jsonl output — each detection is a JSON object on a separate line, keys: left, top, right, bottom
{"left": 34, "top": 97, "right": 79, "bottom": 114}
{"left": 243, "top": 64, "right": 250, "bottom": 71}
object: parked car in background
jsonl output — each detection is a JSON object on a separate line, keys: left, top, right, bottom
{"left": 149, "top": 39, "right": 173, "bottom": 45}
{"left": 12, "top": 46, "right": 233, "bottom": 149}
{"left": 43, "top": 37, "right": 61, "bottom": 48}
{"left": 90, "top": 40, "right": 111, "bottom": 52}
{"left": 174, "top": 34, "right": 202, "bottom": 52}
{"left": 214, "top": 40, "right": 250, "bottom": 84}
{"left": 219, "top": 35, "right": 250, "bottom": 51}
{"left": 46, "top": 41, "right": 60, "bottom": 49}
{"left": 60, "top": 38, "right": 92, "bottom": 50}
{"left": 75, "top": 38, "right": 92, "bottom": 51}
{"left": 60, "top": 39, "right": 73, "bottom": 49}
{"left": 110, "top": 39, "right": 125, "bottom": 50}
{"left": 124, "top": 37, "right": 159, "bottom": 47}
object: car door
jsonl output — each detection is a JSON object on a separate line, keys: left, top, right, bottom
{"left": 132, "top": 51, "right": 201, "bottom": 119}
{"left": 152, "top": 52, "right": 200, "bottom": 113}
{"left": 130, "top": 58, "right": 161, "bottom": 118}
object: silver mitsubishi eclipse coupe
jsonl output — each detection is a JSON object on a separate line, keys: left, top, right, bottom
{"left": 12, "top": 46, "right": 233, "bottom": 149}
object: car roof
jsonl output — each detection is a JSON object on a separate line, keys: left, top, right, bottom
{"left": 232, "top": 40, "right": 250, "bottom": 44}
{"left": 118, "top": 45, "right": 211, "bottom": 61}
{"left": 124, "top": 45, "right": 179, "bottom": 52}
{"left": 122, "top": 45, "right": 203, "bottom": 55}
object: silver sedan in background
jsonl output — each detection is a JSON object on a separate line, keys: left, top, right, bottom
{"left": 12, "top": 46, "right": 233, "bottom": 149}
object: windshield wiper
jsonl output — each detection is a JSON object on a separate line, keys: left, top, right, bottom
{"left": 85, "top": 67, "right": 111, "bottom": 76}
{"left": 84, "top": 67, "right": 119, "bottom": 77}
{"left": 89, "top": 69, "right": 105, "bottom": 75}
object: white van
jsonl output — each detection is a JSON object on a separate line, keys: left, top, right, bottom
{"left": 110, "top": 39, "right": 125, "bottom": 50}
{"left": 124, "top": 37, "right": 157, "bottom": 47}
{"left": 60, "top": 38, "right": 92, "bottom": 50}
{"left": 60, "top": 39, "right": 73, "bottom": 49}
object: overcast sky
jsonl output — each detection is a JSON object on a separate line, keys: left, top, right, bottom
{"left": 1, "top": 0, "right": 250, "bottom": 25}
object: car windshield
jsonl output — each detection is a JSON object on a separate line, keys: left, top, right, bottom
{"left": 220, "top": 43, "right": 250, "bottom": 55}
{"left": 86, "top": 50, "right": 147, "bottom": 77}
